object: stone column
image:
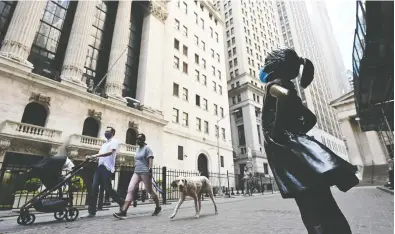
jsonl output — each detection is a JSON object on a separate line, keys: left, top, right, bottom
{"left": 0, "top": 1, "right": 47, "bottom": 69}
{"left": 135, "top": 1, "right": 168, "bottom": 111}
{"left": 104, "top": 1, "right": 132, "bottom": 100}
{"left": 60, "top": 1, "right": 97, "bottom": 91}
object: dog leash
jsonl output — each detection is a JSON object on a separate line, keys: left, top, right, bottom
{"left": 152, "top": 177, "right": 164, "bottom": 194}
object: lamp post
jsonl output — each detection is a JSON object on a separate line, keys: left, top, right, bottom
{"left": 216, "top": 109, "right": 239, "bottom": 195}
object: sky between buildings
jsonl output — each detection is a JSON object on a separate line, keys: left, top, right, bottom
{"left": 325, "top": 0, "right": 356, "bottom": 71}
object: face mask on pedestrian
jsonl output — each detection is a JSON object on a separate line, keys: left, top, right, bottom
{"left": 104, "top": 131, "right": 113, "bottom": 139}
{"left": 136, "top": 135, "right": 146, "bottom": 146}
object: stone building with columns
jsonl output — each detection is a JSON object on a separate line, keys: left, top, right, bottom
{"left": 0, "top": 0, "right": 234, "bottom": 197}
{"left": 330, "top": 90, "right": 389, "bottom": 185}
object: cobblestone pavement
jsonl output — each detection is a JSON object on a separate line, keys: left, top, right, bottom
{"left": 0, "top": 187, "right": 393, "bottom": 234}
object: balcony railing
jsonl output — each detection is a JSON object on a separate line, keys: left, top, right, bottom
{"left": 68, "top": 134, "right": 137, "bottom": 156}
{"left": 0, "top": 120, "right": 62, "bottom": 143}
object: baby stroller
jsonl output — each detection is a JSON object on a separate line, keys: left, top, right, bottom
{"left": 16, "top": 156, "right": 92, "bottom": 225}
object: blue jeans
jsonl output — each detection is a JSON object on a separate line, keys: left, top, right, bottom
{"left": 88, "top": 165, "right": 124, "bottom": 215}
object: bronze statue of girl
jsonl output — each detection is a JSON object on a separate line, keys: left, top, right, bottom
{"left": 260, "top": 48, "right": 359, "bottom": 234}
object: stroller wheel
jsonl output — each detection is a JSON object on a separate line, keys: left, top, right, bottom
{"left": 65, "top": 208, "right": 79, "bottom": 222}
{"left": 17, "top": 214, "right": 35, "bottom": 225}
{"left": 54, "top": 210, "right": 66, "bottom": 220}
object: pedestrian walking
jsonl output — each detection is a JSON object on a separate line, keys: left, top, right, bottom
{"left": 243, "top": 167, "right": 252, "bottom": 196}
{"left": 259, "top": 48, "right": 359, "bottom": 234}
{"left": 113, "top": 133, "right": 161, "bottom": 219}
{"left": 82, "top": 127, "right": 125, "bottom": 218}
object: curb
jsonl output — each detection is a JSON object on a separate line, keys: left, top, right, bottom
{"left": 377, "top": 186, "right": 394, "bottom": 195}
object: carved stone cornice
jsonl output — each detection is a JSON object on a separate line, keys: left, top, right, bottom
{"left": 29, "top": 92, "right": 51, "bottom": 107}
{"left": 0, "top": 138, "right": 11, "bottom": 155}
{"left": 149, "top": 1, "right": 168, "bottom": 23}
{"left": 88, "top": 109, "right": 102, "bottom": 120}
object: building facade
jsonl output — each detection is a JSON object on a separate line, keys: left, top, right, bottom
{"left": 330, "top": 91, "right": 388, "bottom": 185}
{"left": 0, "top": 0, "right": 234, "bottom": 189}
{"left": 276, "top": 0, "right": 349, "bottom": 161}
{"left": 214, "top": 0, "right": 281, "bottom": 176}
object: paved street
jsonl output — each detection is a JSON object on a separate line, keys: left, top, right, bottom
{"left": 0, "top": 187, "right": 393, "bottom": 234}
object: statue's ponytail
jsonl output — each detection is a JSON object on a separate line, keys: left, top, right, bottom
{"left": 300, "top": 58, "right": 314, "bottom": 88}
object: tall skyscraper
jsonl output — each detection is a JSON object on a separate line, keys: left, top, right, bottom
{"left": 276, "top": 0, "right": 349, "bottom": 160}
{"left": 215, "top": 0, "right": 282, "bottom": 175}
{"left": 307, "top": 1, "right": 351, "bottom": 97}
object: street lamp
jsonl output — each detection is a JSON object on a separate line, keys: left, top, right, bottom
{"left": 216, "top": 109, "right": 239, "bottom": 195}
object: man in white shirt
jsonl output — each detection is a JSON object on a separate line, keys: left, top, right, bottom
{"left": 83, "top": 127, "right": 125, "bottom": 217}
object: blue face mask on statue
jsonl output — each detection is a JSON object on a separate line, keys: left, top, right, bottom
{"left": 259, "top": 69, "right": 270, "bottom": 83}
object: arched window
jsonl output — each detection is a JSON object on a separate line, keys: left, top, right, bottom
{"left": 82, "top": 117, "right": 100, "bottom": 138}
{"left": 21, "top": 102, "right": 48, "bottom": 127}
{"left": 125, "top": 128, "right": 137, "bottom": 145}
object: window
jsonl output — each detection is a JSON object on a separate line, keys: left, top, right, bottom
{"left": 229, "top": 61, "right": 233, "bottom": 68}
{"left": 232, "top": 37, "right": 235, "bottom": 44}
{"left": 194, "top": 69, "right": 200, "bottom": 81}
{"left": 196, "top": 94, "right": 201, "bottom": 106}
{"left": 173, "top": 56, "right": 180, "bottom": 69}
{"left": 194, "top": 35, "right": 199, "bottom": 45}
{"left": 235, "top": 107, "right": 243, "bottom": 118}
{"left": 215, "top": 125, "right": 219, "bottom": 138}
{"left": 212, "top": 81, "right": 217, "bottom": 91}
{"left": 237, "top": 125, "right": 246, "bottom": 145}
{"left": 202, "top": 59, "right": 206, "bottom": 68}
{"left": 174, "top": 38, "right": 180, "bottom": 50}
{"left": 221, "top": 128, "right": 226, "bottom": 140}
{"left": 200, "top": 18, "right": 204, "bottom": 29}
{"left": 211, "top": 66, "right": 216, "bottom": 76}
{"left": 201, "top": 41, "right": 206, "bottom": 50}
{"left": 220, "top": 107, "right": 224, "bottom": 117}
{"left": 202, "top": 75, "right": 207, "bottom": 85}
{"left": 31, "top": 1, "right": 76, "bottom": 79}
{"left": 210, "top": 49, "right": 214, "bottom": 58}
{"left": 194, "top": 12, "right": 198, "bottom": 24}
{"left": 233, "top": 47, "right": 236, "bottom": 55}
{"left": 234, "top": 58, "right": 238, "bottom": 66}
{"left": 217, "top": 71, "right": 221, "bottom": 80}
{"left": 173, "top": 83, "right": 179, "bottom": 96}
{"left": 182, "top": 87, "right": 188, "bottom": 101}
{"left": 183, "top": 62, "right": 188, "bottom": 73}
{"left": 203, "top": 98, "right": 208, "bottom": 110}
{"left": 237, "top": 94, "right": 241, "bottom": 102}
{"left": 173, "top": 108, "right": 179, "bottom": 123}
{"left": 204, "top": 121, "right": 209, "bottom": 134}
{"left": 182, "top": 26, "right": 188, "bottom": 36}
{"left": 195, "top": 54, "right": 199, "bottom": 64}
{"left": 220, "top": 156, "right": 224, "bottom": 167}
{"left": 219, "top": 85, "right": 223, "bottom": 95}
{"left": 232, "top": 96, "right": 236, "bottom": 104}
{"left": 214, "top": 104, "right": 218, "bottom": 115}
{"left": 215, "top": 32, "right": 219, "bottom": 42}
{"left": 175, "top": 19, "right": 180, "bottom": 30}
{"left": 257, "top": 125, "right": 262, "bottom": 144}
{"left": 263, "top": 163, "right": 269, "bottom": 174}
{"left": 183, "top": 45, "right": 188, "bottom": 56}
{"left": 182, "top": 1, "right": 187, "bottom": 14}
{"left": 235, "top": 69, "right": 239, "bottom": 76}
{"left": 176, "top": 0, "right": 180, "bottom": 7}
{"left": 210, "top": 27, "right": 213, "bottom": 37}
{"left": 178, "top": 145, "right": 184, "bottom": 160}
{"left": 182, "top": 112, "right": 189, "bottom": 126}
{"left": 228, "top": 50, "right": 232, "bottom": 57}
{"left": 196, "top": 118, "right": 202, "bottom": 131}
{"left": 0, "top": 1, "right": 16, "bottom": 46}
{"left": 216, "top": 53, "right": 220, "bottom": 62}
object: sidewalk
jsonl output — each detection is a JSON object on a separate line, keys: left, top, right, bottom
{"left": 0, "top": 192, "right": 280, "bottom": 220}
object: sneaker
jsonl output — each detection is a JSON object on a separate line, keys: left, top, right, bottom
{"left": 81, "top": 213, "right": 95, "bottom": 218}
{"left": 152, "top": 206, "right": 162, "bottom": 216}
{"left": 113, "top": 211, "right": 127, "bottom": 220}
